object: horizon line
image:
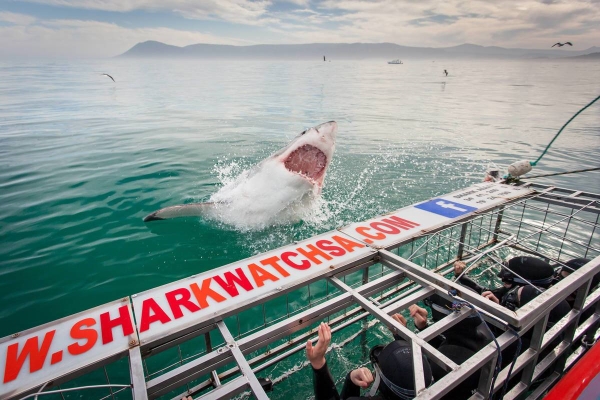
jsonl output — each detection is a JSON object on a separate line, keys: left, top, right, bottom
{"left": 134, "top": 40, "right": 597, "bottom": 51}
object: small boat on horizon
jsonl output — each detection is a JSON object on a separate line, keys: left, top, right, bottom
{"left": 388, "top": 59, "right": 403, "bottom": 64}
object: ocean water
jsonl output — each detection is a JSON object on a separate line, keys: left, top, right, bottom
{"left": 0, "top": 58, "right": 599, "bottom": 396}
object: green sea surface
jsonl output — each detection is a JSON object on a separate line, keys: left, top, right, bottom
{"left": 0, "top": 59, "right": 599, "bottom": 398}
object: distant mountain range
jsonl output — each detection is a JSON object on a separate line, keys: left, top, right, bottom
{"left": 569, "top": 52, "right": 600, "bottom": 60}
{"left": 119, "top": 41, "right": 600, "bottom": 60}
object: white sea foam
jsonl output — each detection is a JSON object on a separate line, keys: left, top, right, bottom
{"left": 209, "top": 143, "right": 404, "bottom": 235}
{"left": 209, "top": 158, "right": 318, "bottom": 230}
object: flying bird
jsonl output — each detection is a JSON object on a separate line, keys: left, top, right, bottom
{"left": 102, "top": 73, "right": 115, "bottom": 82}
{"left": 552, "top": 42, "right": 573, "bottom": 47}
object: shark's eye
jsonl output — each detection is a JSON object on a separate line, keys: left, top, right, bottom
{"left": 300, "top": 130, "right": 307, "bottom": 135}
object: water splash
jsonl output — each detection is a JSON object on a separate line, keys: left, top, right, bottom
{"left": 211, "top": 140, "right": 483, "bottom": 256}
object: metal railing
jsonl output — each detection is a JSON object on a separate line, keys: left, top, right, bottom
{"left": 12, "top": 183, "right": 600, "bottom": 400}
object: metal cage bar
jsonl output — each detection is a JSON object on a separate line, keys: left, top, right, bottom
{"left": 7, "top": 183, "right": 600, "bottom": 400}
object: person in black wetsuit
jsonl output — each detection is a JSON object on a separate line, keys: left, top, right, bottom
{"left": 428, "top": 344, "right": 480, "bottom": 398}
{"left": 407, "top": 261, "right": 495, "bottom": 352}
{"left": 552, "top": 258, "right": 598, "bottom": 346}
{"left": 399, "top": 308, "right": 484, "bottom": 398}
{"left": 552, "top": 258, "right": 598, "bottom": 305}
{"left": 501, "top": 283, "right": 571, "bottom": 390}
{"left": 505, "top": 284, "right": 570, "bottom": 325}
{"left": 306, "top": 322, "right": 434, "bottom": 399}
{"left": 451, "top": 258, "right": 571, "bottom": 371}
{"left": 408, "top": 299, "right": 493, "bottom": 352}
{"left": 394, "top": 313, "right": 484, "bottom": 397}
{"left": 454, "top": 257, "right": 555, "bottom": 308}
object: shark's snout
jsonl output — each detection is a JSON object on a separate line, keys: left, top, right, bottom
{"left": 315, "top": 121, "right": 337, "bottom": 141}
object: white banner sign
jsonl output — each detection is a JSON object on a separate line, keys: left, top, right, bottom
{"left": 132, "top": 231, "right": 375, "bottom": 345}
{"left": 340, "top": 182, "right": 532, "bottom": 248}
{"left": 0, "top": 299, "right": 135, "bottom": 399}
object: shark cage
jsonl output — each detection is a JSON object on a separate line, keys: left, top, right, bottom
{"left": 2, "top": 181, "right": 599, "bottom": 400}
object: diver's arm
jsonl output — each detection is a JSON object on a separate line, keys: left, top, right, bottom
{"left": 491, "top": 286, "right": 509, "bottom": 299}
{"left": 339, "top": 372, "right": 361, "bottom": 399}
{"left": 340, "top": 368, "right": 374, "bottom": 399}
{"left": 457, "top": 275, "right": 485, "bottom": 294}
{"left": 312, "top": 361, "right": 341, "bottom": 400}
{"left": 454, "top": 261, "right": 485, "bottom": 294}
{"left": 308, "top": 323, "right": 339, "bottom": 400}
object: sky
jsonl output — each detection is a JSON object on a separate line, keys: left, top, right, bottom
{"left": 0, "top": 0, "right": 598, "bottom": 58}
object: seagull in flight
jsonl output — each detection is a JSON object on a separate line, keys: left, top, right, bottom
{"left": 102, "top": 73, "right": 115, "bottom": 82}
{"left": 552, "top": 42, "right": 573, "bottom": 47}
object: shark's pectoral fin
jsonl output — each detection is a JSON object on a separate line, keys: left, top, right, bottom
{"left": 143, "top": 202, "right": 214, "bottom": 222}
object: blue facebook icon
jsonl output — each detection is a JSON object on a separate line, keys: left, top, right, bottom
{"left": 414, "top": 198, "right": 477, "bottom": 218}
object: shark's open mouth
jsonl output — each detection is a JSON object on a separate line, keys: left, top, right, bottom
{"left": 284, "top": 144, "right": 327, "bottom": 182}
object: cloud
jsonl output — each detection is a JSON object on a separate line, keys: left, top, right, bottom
{"left": 20, "top": 0, "right": 150, "bottom": 12}
{"left": 171, "top": 1, "right": 277, "bottom": 26}
{"left": 291, "top": 8, "right": 318, "bottom": 14}
{"left": 279, "top": 0, "right": 310, "bottom": 5}
{"left": 22, "top": 0, "right": 277, "bottom": 25}
{"left": 0, "top": 11, "right": 37, "bottom": 25}
{"left": 302, "top": 0, "right": 600, "bottom": 48}
{"left": 4, "top": 0, "right": 600, "bottom": 57}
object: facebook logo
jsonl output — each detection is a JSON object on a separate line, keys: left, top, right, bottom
{"left": 414, "top": 198, "right": 477, "bottom": 218}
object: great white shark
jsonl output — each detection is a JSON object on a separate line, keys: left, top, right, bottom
{"left": 143, "top": 121, "right": 337, "bottom": 228}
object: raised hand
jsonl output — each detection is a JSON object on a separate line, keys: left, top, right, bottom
{"left": 454, "top": 261, "right": 467, "bottom": 276}
{"left": 306, "top": 322, "right": 331, "bottom": 369}
{"left": 409, "top": 304, "right": 429, "bottom": 330}
{"left": 350, "top": 367, "right": 374, "bottom": 388}
{"left": 391, "top": 313, "right": 407, "bottom": 327}
{"left": 482, "top": 291, "right": 500, "bottom": 304}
